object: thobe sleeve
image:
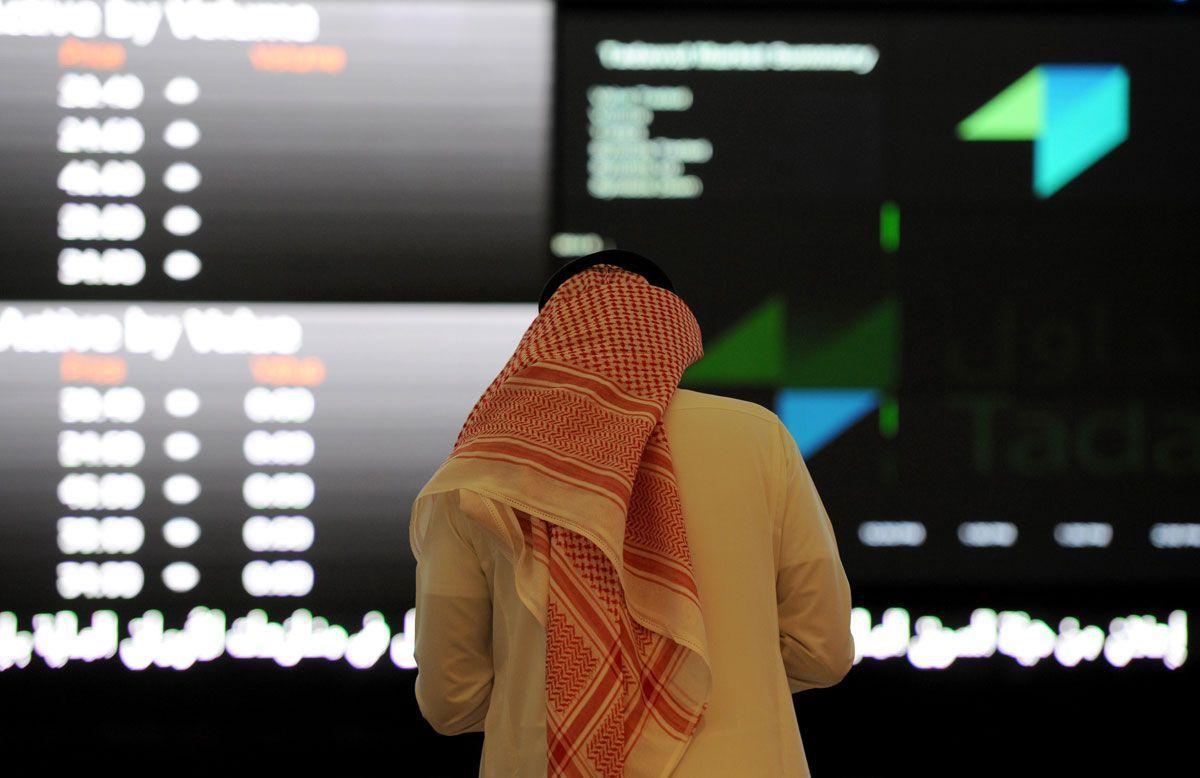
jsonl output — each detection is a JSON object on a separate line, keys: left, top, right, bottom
{"left": 773, "top": 418, "right": 855, "bottom": 693}
{"left": 412, "top": 491, "right": 494, "bottom": 735}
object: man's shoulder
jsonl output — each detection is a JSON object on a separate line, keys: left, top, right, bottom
{"left": 668, "top": 388, "right": 781, "bottom": 428}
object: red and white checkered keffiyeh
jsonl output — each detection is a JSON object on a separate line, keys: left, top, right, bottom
{"left": 413, "top": 263, "right": 712, "bottom": 776}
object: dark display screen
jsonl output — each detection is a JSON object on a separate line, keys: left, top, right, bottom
{"left": 0, "top": 0, "right": 551, "bottom": 302}
{"left": 554, "top": 7, "right": 1200, "bottom": 586}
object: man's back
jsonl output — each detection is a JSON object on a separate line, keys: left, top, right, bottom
{"left": 665, "top": 389, "right": 854, "bottom": 776}
{"left": 412, "top": 388, "right": 854, "bottom": 776}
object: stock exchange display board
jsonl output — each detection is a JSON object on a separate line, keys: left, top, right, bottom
{"left": 0, "top": 0, "right": 551, "bottom": 302}
{"left": 554, "top": 7, "right": 1200, "bottom": 593}
{"left": 0, "top": 301, "right": 536, "bottom": 671}
{"left": 0, "top": 6, "right": 1194, "bottom": 764}
{"left": 0, "top": 0, "right": 556, "bottom": 680}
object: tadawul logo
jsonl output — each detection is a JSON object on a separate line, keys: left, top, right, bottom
{"left": 957, "top": 65, "right": 1129, "bottom": 198}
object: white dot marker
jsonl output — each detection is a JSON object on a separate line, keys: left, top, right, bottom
{"left": 163, "top": 474, "right": 201, "bottom": 506}
{"left": 163, "top": 250, "right": 201, "bottom": 281}
{"left": 163, "top": 162, "right": 201, "bottom": 193}
{"left": 164, "top": 76, "right": 200, "bottom": 106}
{"left": 162, "top": 561, "right": 200, "bottom": 593}
{"left": 164, "top": 119, "right": 200, "bottom": 149}
{"left": 164, "top": 388, "right": 200, "bottom": 418}
{"left": 164, "top": 431, "right": 201, "bottom": 462}
{"left": 164, "top": 205, "right": 201, "bottom": 236}
{"left": 163, "top": 517, "right": 201, "bottom": 549}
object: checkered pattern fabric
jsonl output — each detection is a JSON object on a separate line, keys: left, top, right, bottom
{"left": 446, "top": 264, "right": 711, "bottom": 776}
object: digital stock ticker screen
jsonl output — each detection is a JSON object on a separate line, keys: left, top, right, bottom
{"left": 0, "top": 0, "right": 1196, "bottom": 769}
{"left": 0, "top": 0, "right": 551, "bottom": 302}
{"left": 555, "top": 4, "right": 1196, "bottom": 667}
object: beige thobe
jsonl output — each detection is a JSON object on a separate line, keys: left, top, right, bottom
{"left": 411, "top": 388, "right": 855, "bottom": 776}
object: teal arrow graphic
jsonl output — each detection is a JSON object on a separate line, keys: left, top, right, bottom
{"left": 958, "top": 64, "right": 1129, "bottom": 198}
{"left": 776, "top": 388, "right": 879, "bottom": 458}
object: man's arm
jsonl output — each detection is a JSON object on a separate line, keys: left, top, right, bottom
{"left": 412, "top": 490, "right": 494, "bottom": 734}
{"left": 773, "top": 418, "right": 855, "bottom": 693}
